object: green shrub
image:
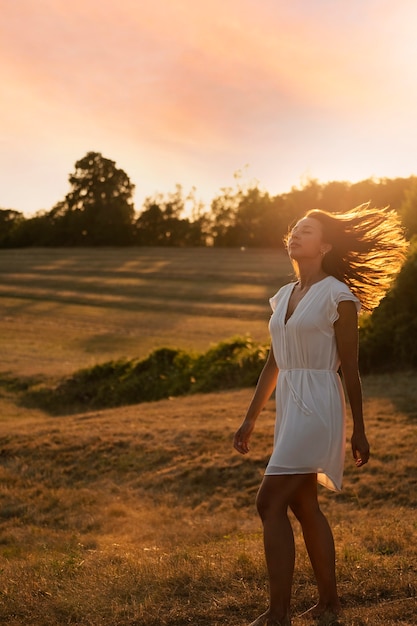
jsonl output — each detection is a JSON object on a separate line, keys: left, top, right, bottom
{"left": 23, "top": 337, "right": 268, "bottom": 414}
{"left": 191, "top": 337, "right": 268, "bottom": 393}
{"left": 359, "top": 237, "right": 417, "bottom": 372}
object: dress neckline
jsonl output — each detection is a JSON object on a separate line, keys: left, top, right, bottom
{"left": 284, "top": 275, "right": 331, "bottom": 325}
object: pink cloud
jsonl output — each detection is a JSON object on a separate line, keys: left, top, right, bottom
{"left": 1, "top": 1, "right": 308, "bottom": 144}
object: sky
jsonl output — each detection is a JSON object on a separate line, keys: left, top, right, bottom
{"left": 2, "top": 0, "right": 417, "bottom": 217}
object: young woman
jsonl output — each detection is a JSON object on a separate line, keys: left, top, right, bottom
{"left": 233, "top": 205, "right": 406, "bottom": 626}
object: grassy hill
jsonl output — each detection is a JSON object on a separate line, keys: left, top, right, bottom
{"left": 0, "top": 248, "right": 416, "bottom": 625}
{"left": 0, "top": 375, "right": 416, "bottom": 625}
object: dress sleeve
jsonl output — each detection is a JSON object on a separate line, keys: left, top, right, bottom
{"left": 269, "top": 291, "right": 281, "bottom": 312}
{"left": 269, "top": 284, "right": 291, "bottom": 312}
{"left": 329, "top": 281, "right": 361, "bottom": 323}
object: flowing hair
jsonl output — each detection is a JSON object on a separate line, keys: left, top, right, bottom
{"left": 290, "top": 204, "right": 407, "bottom": 312}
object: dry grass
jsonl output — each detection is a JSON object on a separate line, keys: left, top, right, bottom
{"left": 0, "top": 376, "right": 416, "bottom": 625}
{"left": 0, "top": 247, "right": 416, "bottom": 624}
{"left": 0, "top": 247, "right": 291, "bottom": 378}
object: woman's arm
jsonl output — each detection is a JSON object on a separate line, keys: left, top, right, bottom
{"left": 334, "top": 300, "right": 370, "bottom": 467}
{"left": 233, "top": 344, "right": 278, "bottom": 455}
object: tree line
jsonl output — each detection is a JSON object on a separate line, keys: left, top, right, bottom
{"left": 1, "top": 151, "right": 417, "bottom": 248}
{"left": 1, "top": 150, "right": 416, "bottom": 372}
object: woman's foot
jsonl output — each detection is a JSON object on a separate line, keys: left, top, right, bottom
{"left": 248, "top": 610, "right": 291, "bottom": 626}
{"left": 298, "top": 604, "right": 342, "bottom": 625}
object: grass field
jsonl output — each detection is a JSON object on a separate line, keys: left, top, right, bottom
{"left": 0, "top": 248, "right": 416, "bottom": 625}
{"left": 0, "top": 247, "right": 292, "bottom": 379}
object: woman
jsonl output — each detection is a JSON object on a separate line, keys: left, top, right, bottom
{"left": 233, "top": 205, "right": 406, "bottom": 626}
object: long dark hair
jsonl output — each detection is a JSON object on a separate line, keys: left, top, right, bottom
{"left": 296, "top": 205, "right": 407, "bottom": 312}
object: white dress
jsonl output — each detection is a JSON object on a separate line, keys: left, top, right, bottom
{"left": 265, "top": 275, "right": 360, "bottom": 492}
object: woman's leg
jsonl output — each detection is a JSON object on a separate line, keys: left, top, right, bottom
{"left": 252, "top": 474, "right": 313, "bottom": 625}
{"left": 289, "top": 474, "right": 341, "bottom": 617}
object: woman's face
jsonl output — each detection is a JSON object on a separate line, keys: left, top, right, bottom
{"left": 287, "top": 217, "right": 325, "bottom": 261}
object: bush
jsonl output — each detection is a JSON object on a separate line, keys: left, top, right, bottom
{"left": 191, "top": 337, "right": 268, "bottom": 393}
{"left": 23, "top": 337, "right": 268, "bottom": 414}
{"left": 359, "top": 237, "right": 417, "bottom": 372}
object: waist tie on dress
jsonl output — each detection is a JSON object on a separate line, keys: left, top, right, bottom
{"left": 279, "top": 368, "right": 336, "bottom": 416}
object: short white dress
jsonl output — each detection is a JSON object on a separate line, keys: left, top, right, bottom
{"left": 265, "top": 275, "right": 360, "bottom": 492}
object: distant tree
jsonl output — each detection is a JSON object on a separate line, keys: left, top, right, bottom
{"left": 210, "top": 185, "right": 243, "bottom": 246}
{"left": 3, "top": 171, "right": 415, "bottom": 248}
{"left": 9, "top": 211, "right": 56, "bottom": 246}
{"left": 135, "top": 202, "right": 166, "bottom": 245}
{"left": 0, "top": 209, "right": 25, "bottom": 247}
{"left": 398, "top": 177, "right": 417, "bottom": 238}
{"left": 232, "top": 187, "right": 271, "bottom": 246}
{"left": 347, "top": 177, "right": 410, "bottom": 213}
{"left": 210, "top": 182, "right": 293, "bottom": 248}
{"left": 281, "top": 178, "right": 323, "bottom": 218}
{"left": 184, "top": 214, "right": 210, "bottom": 246}
{"left": 50, "top": 152, "right": 135, "bottom": 245}
{"left": 262, "top": 194, "right": 297, "bottom": 248}
{"left": 359, "top": 237, "right": 416, "bottom": 372}
{"left": 183, "top": 187, "right": 211, "bottom": 246}
{"left": 209, "top": 171, "right": 266, "bottom": 246}
{"left": 319, "top": 181, "right": 351, "bottom": 213}
{"left": 135, "top": 185, "right": 208, "bottom": 246}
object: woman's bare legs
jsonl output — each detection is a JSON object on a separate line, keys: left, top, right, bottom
{"left": 289, "top": 474, "right": 341, "bottom": 618}
{"left": 251, "top": 474, "right": 341, "bottom": 626}
{"left": 252, "top": 475, "right": 312, "bottom": 625}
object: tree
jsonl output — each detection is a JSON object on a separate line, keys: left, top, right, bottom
{"left": 50, "top": 152, "right": 135, "bottom": 245}
{"left": 3, "top": 171, "right": 416, "bottom": 248}
{"left": 398, "top": 177, "right": 417, "bottom": 239}
{"left": 9, "top": 211, "right": 56, "bottom": 247}
{"left": 210, "top": 186, "right": 242, "bottom": 246}
{"left": 135, "top": 185, "right": 209, "bottom": 246}
{"left": 359, "top": 238, "right": 417, "bottom": 372}
{"left": 283, "top": 178, "right": 323, "bottom": 217}
{"left": 210, "top": 182, "right": 293, "bottom": 248}
{"left": 209, "top": 172, "right": 252, "bottom": 246}
{"left": 319, "top": 181, "right": 351, "bottom": 213}
{"left": 0, "top": 209, "right": 25, "bottom": 247}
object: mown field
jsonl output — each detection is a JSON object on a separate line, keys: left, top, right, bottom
{"left": 0, "top": 247, "right": 416, "bottom": 626}
{"left": 0, "top": 247, "right": 291, "bottom": 379}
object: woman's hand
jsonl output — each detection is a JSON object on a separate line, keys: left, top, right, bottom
{"left": 233, "top": 344, "right": 278, "bottom": 456}
{"left": 351, "top": 431, "right": 370, "bottom": 467}
{"left": 233, "top": 419, "right": 255, "bottom": 455}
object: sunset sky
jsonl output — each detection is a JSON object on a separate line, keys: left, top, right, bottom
{"left": 2, "top": 0, "right": 417, "bottom": 216}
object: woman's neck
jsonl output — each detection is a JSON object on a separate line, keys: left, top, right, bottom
{"left": 295, "top": 261, "right": 328, "bottom": 289}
